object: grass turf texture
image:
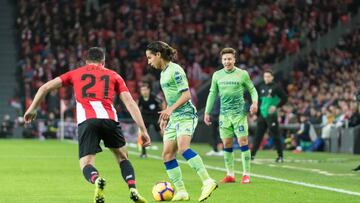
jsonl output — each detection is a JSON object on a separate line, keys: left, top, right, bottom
{"left": 0, "top": 140, "right": 359, "bottom": 203}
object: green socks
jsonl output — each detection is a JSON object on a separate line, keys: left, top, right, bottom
{"left": 182, "top": 148, "right": 211, "bottom": 183}
{"left": 223, "top": 148, "right": 235, "bottom": 176}
{"left": 240, "top": 145, "right": 251, "bottom": 176}
{"left": 164, "top": 159, "right": 186, "bottom": 192}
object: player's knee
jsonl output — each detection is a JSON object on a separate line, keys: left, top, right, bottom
{"left": 118, "top": 151, "right": 128, "bottom": 161}
{"left": 162, "top": 151, "right": 175, "bottom": 162}
{"left": 79, "top": 157, "right": 94, "bottom": 170}
{"left": 111, "top": 148, "right": 128, "bottom": 162}
{"left": 223, "top": 142, "right": 232, "bottom": 148}
{"left": 177, "top": 146, "right": 188, "bottom": 154}
{"left": 239, "top": 137, "right": 248, "bottom": 146}
{"left": 222, "top": 139, "right": 233, "bottom": 148}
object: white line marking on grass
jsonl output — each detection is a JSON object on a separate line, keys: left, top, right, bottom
{"left": 266, "top": 164, "right": 355, "bottom": 176}
{"left": 62, "top": 140, "right": 360, "bottom": 197}
{"left": 251, "top": 158, "right": 355, "bottom": 177}
{"left": 127, "top": 151, "right": 360, "bottom": 197}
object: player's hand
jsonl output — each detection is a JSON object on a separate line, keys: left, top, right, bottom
{"left": 23, "top": 109, "right": 37, "bottom": 124}
{"left": 159, "top": 108, "right": 173, "bottom": 121}
{"left": 250, "top": 103, "right": 258, "bottom": 115}
{"left": 268, "top": 106, "right": 276, "bottom": 114}
{"left": 159, "top": 118, "right": 168, "bottom": 131}
{"left": 204, "top": 113, "right": 212, "bottom": 126}
{"left": 140, "top": 130, "right": 151, "bottom": 147}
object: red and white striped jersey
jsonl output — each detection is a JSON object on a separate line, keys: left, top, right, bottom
{"left": 59, "top": 64, "right": 129, "bottom": 124}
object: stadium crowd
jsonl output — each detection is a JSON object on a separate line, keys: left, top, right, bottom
{"left": 275, "top": 27, "right": 360, "bottom": 151}
{"left": 12, "top": 0, "right": 360, "bottom": 143}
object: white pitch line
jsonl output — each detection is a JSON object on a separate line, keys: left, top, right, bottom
{"left": 61, "top": 140, "right": 360, "bottom": 197}
{"left": 127, "top": 151, "right": 360, "bottom": 197}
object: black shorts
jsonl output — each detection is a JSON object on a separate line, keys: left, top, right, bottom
{"left": 145, "top": 121, "right": 161, "bottom": 132}
{"left": 77, "top": 119, "right": 126, "bottom": 159}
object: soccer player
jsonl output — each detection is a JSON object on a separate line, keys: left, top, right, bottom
{"left": 251, "top": 70, "right": 287, "bottom": 162}
{"left": 23, "top": 47, "right": 150, "bottom": 203}
{"left": 204, "top": 47, "right": 258, "bottom": 184}
{"left": 145, "top": 41, "right": 218, "bottom": 202}
{"left": 137, "top": 82, "right": 164, "bottom": 158}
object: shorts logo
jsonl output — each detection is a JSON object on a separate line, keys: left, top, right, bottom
{"left": 219, "top": 121, "right": 223, "bottom": 127}
{"left": 238, "top": 125, "right": 244, "bottom": 132}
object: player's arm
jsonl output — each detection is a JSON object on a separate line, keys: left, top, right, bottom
{"left": 120, "top": 92, "right": 151, "bottom": 146}
{"left": 120, "top": 92, "right": 148, "bottom": 133}
{"left": 243, "top": 71, "right": 258, "bottom": 114}
{"left": 23, "top": 77, "right": 63, "bottom": 124}
{"left": 204, "top": 74, "right": 218, "bottom": 125}
{"left": 159, "top": 89, "right": 191, "bottom": 120}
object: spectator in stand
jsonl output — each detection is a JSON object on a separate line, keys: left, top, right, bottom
{"left": 0, "top": 114, "right": 14, "bottom": 138}
{"left": 292, "top": 114, "right": 316, "bottom": 152}
{"left": 43, "top": 112, "right": 58, "bottom": 139}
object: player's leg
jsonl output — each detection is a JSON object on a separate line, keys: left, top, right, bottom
{"left": 102, "top": 119, "right": 147, "bottom": 203}
{"left": 235, "top": 116, "right": 251, "bottom": 184}
{"left": 80, "top": 155, "right": 106, "bottom": 203}
{"left": 251, "top": 116, "right": 267, "bottom": 159}
{"left": 176, "top": 117, "right": 217, "bottom": 202}
{"left": 219, "top": 115, "right": 236, "bottom": 183}
{"left": 266, "top": 114, "right": 283, "bottom": 162}
{"left": 237, "top": 136, "right": 251, "bottom": 184}
{"left": 80, "top": 155, "right": 99, "bottom": 184}
{"left": 109, "top": 147, "right": 147, "bottom": 203}
{"left": 162, "top": 120, "right": 188, "bottom": 201}
{"left": 220, "top": 137, "right": 235, "bottom": 183}
{"left": 78, "top": 119, "right": 105, "bottom": 203}
{"left": 163, "top": 140, "right": 188, "bottom": 201}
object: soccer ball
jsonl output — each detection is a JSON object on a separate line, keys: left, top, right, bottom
{"left": 152, "top": 181, "right": 175, "bottom": 201}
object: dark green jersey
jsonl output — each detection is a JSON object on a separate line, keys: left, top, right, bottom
{"left": 205, "top": 67, "right": 258, "bottom": 116}
{"left": 258, "top": 82, "right": 287, "bottom": 118}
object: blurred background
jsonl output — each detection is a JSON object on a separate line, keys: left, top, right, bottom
{"left": 1, "top": 0, "right": 360, "bottom": 155}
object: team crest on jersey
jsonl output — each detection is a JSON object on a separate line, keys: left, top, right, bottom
{"left": 174, "top": 71, "right": 183, "bottom": 84}
{"left": 238, "top": 125, "right": 244, "bottom": 132}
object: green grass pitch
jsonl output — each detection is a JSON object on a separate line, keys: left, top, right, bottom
{"left": 0, "top": 140, "right": 359, "bottom": 203}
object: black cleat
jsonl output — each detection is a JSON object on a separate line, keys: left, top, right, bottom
{"left": 139, "top": 154, "right": 148, "bottom": 158}
{"left": 275, "top": 156, "right": 284, "bottom": 163}
{"left": 352, "top": 165, "right": 360, "bottom": 171}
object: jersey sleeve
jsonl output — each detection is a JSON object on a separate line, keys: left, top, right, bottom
{"left": 242, "top": 71, "right": 258, "bottom": 103}
{"left": 59, "top": 70, "right": 74, "bottom": 86}
{"left": 114, "top": 73, "right": 129, "bottom": 94}
{"left": 205, "top": 72, "right": 219, "bottom": 114}
{"left": 173, "top": 66, "right": 189, "bottom": 93}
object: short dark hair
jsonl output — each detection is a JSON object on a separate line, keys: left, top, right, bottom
{"left": 87, "top": 47, "right": 105, "bottom": 62}
{"left": 146, "top": 41, "right": 177, "bottom": 61}
{"left": 140, "top": 82, "right": 151, "bottom": 89}
{"left": 264, "top": 70, "right": 274, "bottom": 76}
{"left": 220, "top": 47, "right": 236, "bottom": 56}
